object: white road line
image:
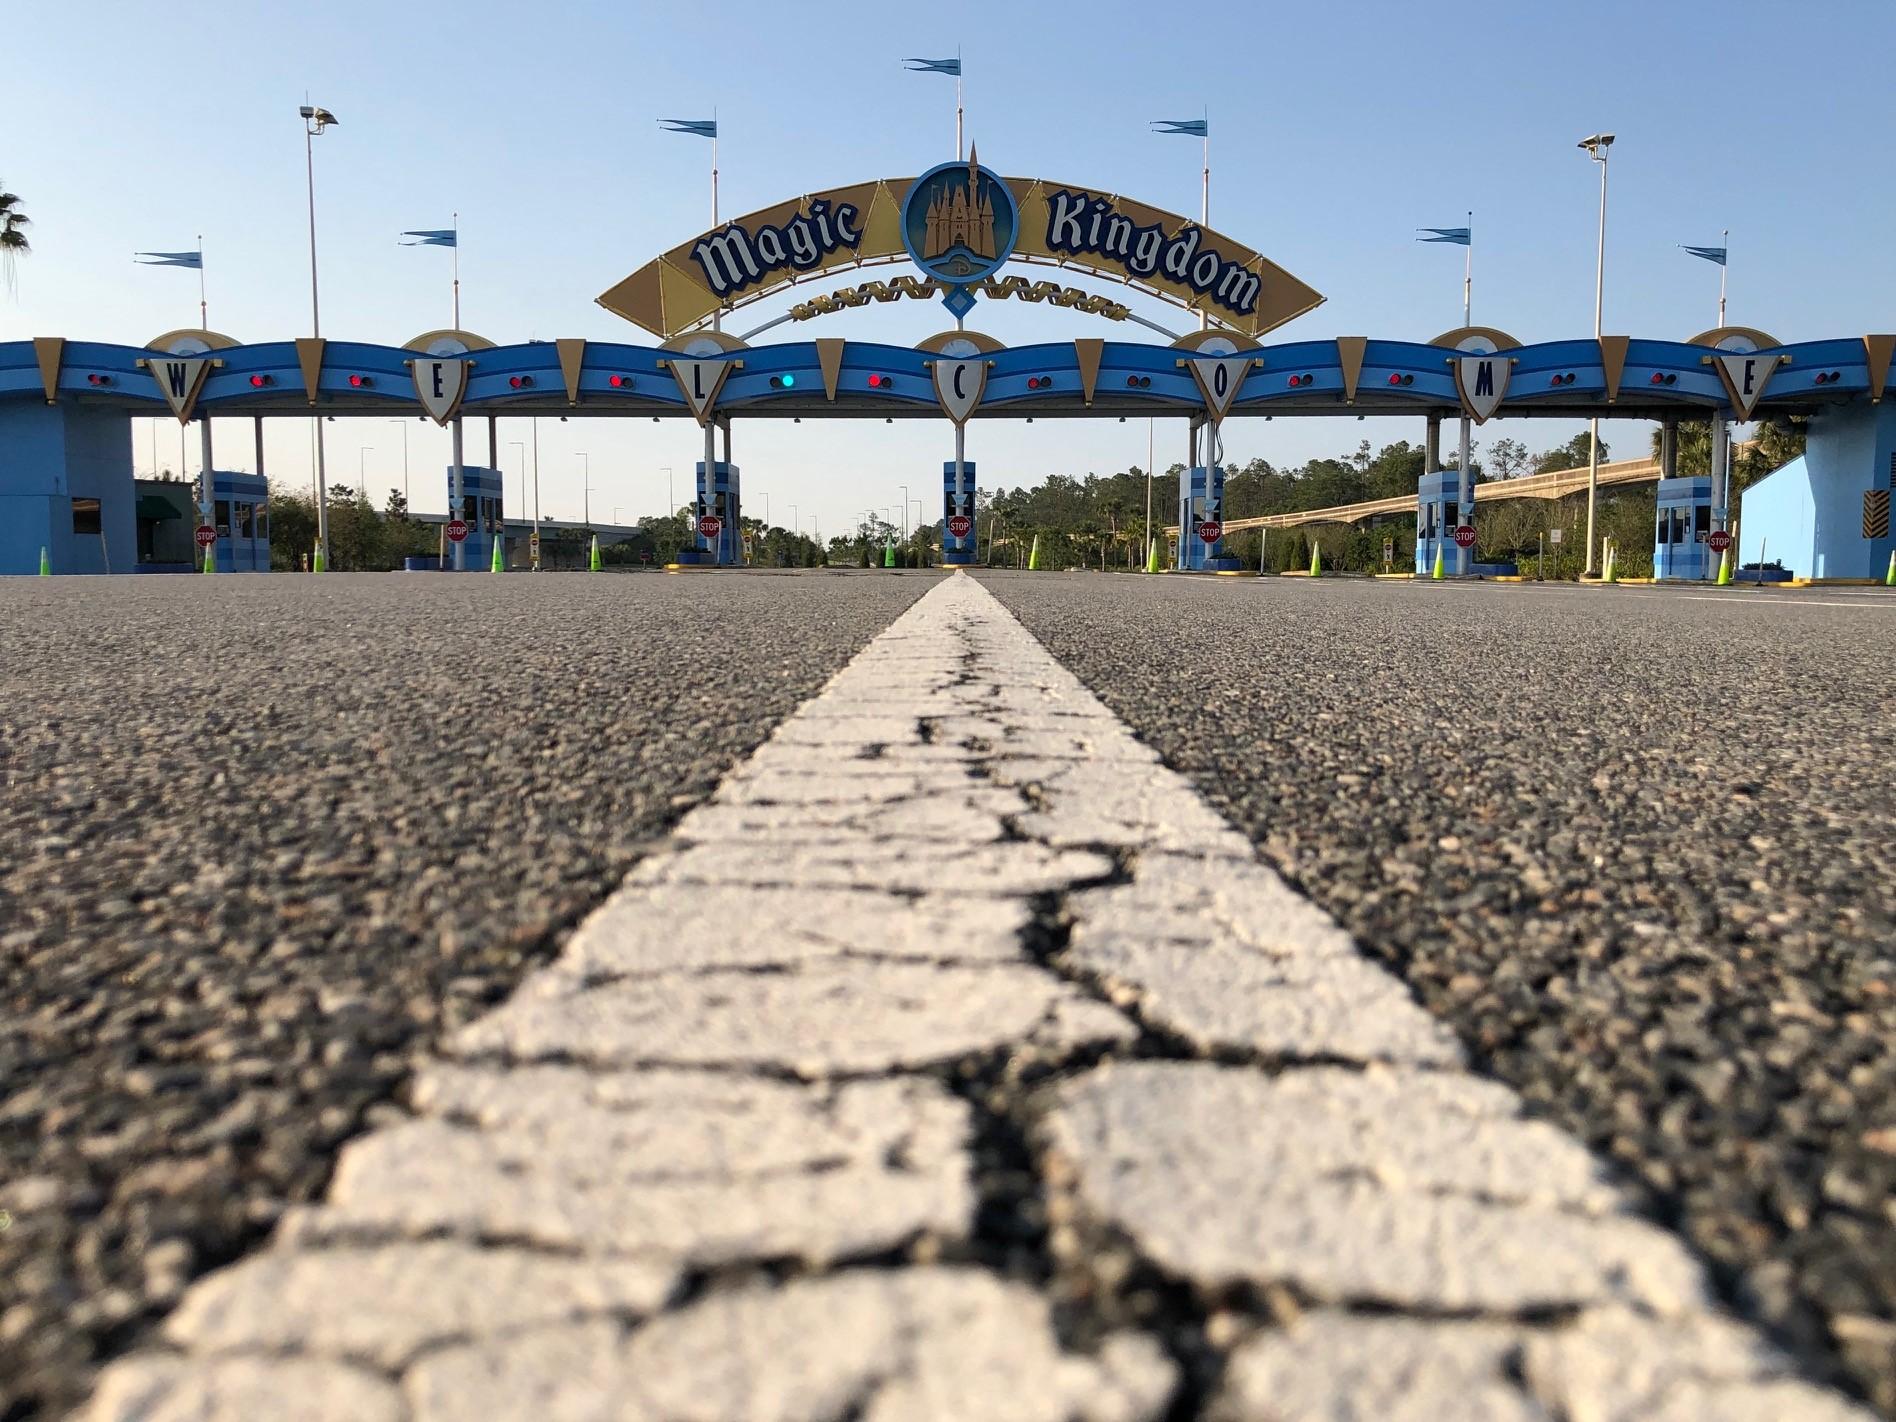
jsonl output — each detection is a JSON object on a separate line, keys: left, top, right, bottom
{"left": 81, "top": 575, "right": 1875, "bottom": 1422}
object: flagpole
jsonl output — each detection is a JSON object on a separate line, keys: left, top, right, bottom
{"left": 198, "top": 234, "right": 207, "bottom": 329}
{"left": 1463, "top": 211, "right": 1472, "bottom": 327}
{"left": 452, "top": 211, "right": 460, "bottom": 329}
{"left": 711, "top": 110, "right": 721, "bottom": 332}
{"left": 1718, "top": 228, "right": 1727, "bottom": 327}
{"left": 1200, "top": 109, "right": 1209, "bottom": 330}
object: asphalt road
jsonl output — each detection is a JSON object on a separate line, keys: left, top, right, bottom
{"left": 980, "top": 571, "right": 1896, "bottom": 1415}
{"left": 0, "top": 570, "right": 928, "bottom": 1422}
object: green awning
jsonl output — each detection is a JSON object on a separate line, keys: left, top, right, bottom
{"left": 137, "top": 495, "right": 184, "bottom": 520}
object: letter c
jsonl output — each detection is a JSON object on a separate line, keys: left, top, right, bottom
{"left": 953, "top": 364, "right": 967, "bottom": 399}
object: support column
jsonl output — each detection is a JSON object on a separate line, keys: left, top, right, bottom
{"left": 450, "top": 418, "right": 465, "bottom": 571}
{"left": 1456, "top": 416, "right": 1473, "bottom": 576}
{"left": 253, "top": 416, "right": 265, "bottom": 478}
{"left": 199, "top": 417, "right": 216, "bottom": 572}
{"left": 1710, "top": 416, "right": 1731, "bottom": 530}
{"left": 1660, "top": 420, "right": 1677, "bottom": 479}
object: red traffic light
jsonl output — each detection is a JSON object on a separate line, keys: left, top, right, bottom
{"left": 86, "top": 372, "right": 112, "bottom": 386}
{"left": 866, "top": 373, "right": 891, "bottom": 388}
{"left": 509, "top": 375, "right": 535, "bottom": 389}
{"left": 248, "top": 374, "right": 272, "bottom": 388}
{"left": 608, "top": 374, "right": 631, "bottom": 388}
{"left": 1026, "top": 375, "right": 1054, "bottom": 390}
{"left": 348, "top": 374, "right": 372, "bottom": 388}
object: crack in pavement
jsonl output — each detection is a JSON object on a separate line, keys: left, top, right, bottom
{"left": 76, "top": 575, "right": 1878, "bottom": 1421}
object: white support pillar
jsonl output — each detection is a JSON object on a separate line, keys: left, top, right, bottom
{"left": 450, "top": 418, "right": 465, "bottom": 571}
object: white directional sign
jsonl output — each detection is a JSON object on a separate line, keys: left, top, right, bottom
{"left": 1452, "top": 353, "right": 1512, "bottom": 424}
{"left": 1712, "top": 351, "right": 1782, "bottom": 421}
{"left": 668, "top": 357, "right": 735, "bottom": 426}
{"left": 931, "top": 357, "right": 989, "bottom": 425}
{"left": 145, "top": 356, "right": 212, "bottom": 423}
{"left": 411, "top": 357, "right": 471, "bottom": 426}
{"left": 1188, "top": 355, "right": 1253, "bottom": 422}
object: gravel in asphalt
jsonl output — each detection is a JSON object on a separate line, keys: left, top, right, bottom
{"left": 980, "top": 571, "right": 1896, "bottom": 1415}
{"left": 0, "top": 570, "right": 927, "bottom": 1421}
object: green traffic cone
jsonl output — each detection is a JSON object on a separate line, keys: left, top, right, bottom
{"left": 1603, "top": 542, "right": 1617, "bottom": 584}
{"left": 491, "top": 534, "right": 505, "bottom": 573}
{"left": 312, "top": 541, "right": 326, "bottom": 574}
{"left": 38, "top": 546, "right": 51, "bottom": 576}
{"left": 1715, "top": 549, "right": 1731, "bottom": 586}
{"left": 1886, "top": 549, "right": 1895, "bottom": 587}
{"left": 588, "top": 535, "right": 602, "bottom": 572}
{"left": 1432, "top": 545, "right": 1445, "bottom": 580}
{"left": 202, "top": 546, "right": 216, "bottom": 574}
{"left": 883, "top": 542, "right": 896, "bottom": 569}
{"left": 1027, "top": 535, "right": 1041, "bottom": 571}
{"left": 1144, "top": 539, "right": 1160, "bottom": 574}
{"left": 1309, "top": 542, "right": 1321, "bottom": 577}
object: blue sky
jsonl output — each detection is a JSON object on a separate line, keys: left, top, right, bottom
{"left": 5, "top": 0, "right": 1892, "bottom": 534}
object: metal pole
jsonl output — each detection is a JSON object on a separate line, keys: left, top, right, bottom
{"left": 1585, "top": 145, "right": 1608, "bottom": 576}
{"left": 1463, "top": 211, "right": 1472, "bottom": 327}
{"left": 1145, "top": 417, "right": 1154, "bottom": 567}
{"left": 662, "top": 466, "right": 673, "bottom": 517}
{"left": 199, "top": 417, "right": 215, "bottom": 571}
{"left": 1711, "top": 415, "right": 1731, "bottom": 536}
{"left": 703, "top": 423, "right": 716, "bottom": 558}
{"left": 1718, "top": 228, "right": 1728, "bottom": 327}
{"left": 198, "top": 233, "right": 207, "bottom": 329}
{"left": 1457, "top": 416, "right": 1473, "bottom": 576}
{"left": 1199, "top": 116, "right": 1209, "bottom": 330}
{"left": 253, "top": 416, "right": 264, "bottom": 479}
{"left": 955, "top": 49, "right": 963, "bottom": 160}
{"left": 304, "top": 119, "right": 330, "bottom": 568}
{"left": 451, "top": 211, "right": 460, "bottom": 329}
{"left": 710, "top": 116, "right": 721, "bottom": 333}
{"left": 450, "top": 419, "right": 465, "bottom": 571}
{"left": 898, "top": 484, "right": 908, "bottom": 543}
{"left": 388, "top": 419, "right": 409, "bottom": 508}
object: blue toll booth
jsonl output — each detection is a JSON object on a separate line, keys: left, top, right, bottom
{"left": 942, "top": 461, "right": 977, "bottom": 565}
{"left": 1653, "top": 476, "right": 1715, "bottom": 580}
{"left": 447, "top": 464, "right": 503, "bottom": 570}
{"left": 1178, "top": 464, "right": 1238, "bottom": 571}
{"left": 210, "top": 471, "right": 270, "bottom": 571}
{"left": 675, "top": 460, "right": 741, "bottom": 565}
{"left": 1414, "top": 470, "right": 1464, "bottom": 574}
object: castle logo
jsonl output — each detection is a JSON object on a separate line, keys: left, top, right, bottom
{"left": 901, "top": 150, "right": 1018, "bottom": 314}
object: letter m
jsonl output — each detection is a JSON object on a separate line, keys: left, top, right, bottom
{"left": 1474, "top": 361, "right": 1494, "bottom": 398}
{"left": 691, "top": 230, "right": 761, "bottom": 296}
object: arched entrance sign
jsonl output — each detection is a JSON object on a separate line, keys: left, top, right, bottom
{"left": 597, "top": 174, "right": 1325, "bottom": 339}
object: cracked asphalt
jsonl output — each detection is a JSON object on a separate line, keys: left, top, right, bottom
{"left": 981, "top": 571, "right": 1896, "bottom": 1415}
{"left": 0, "top": 570, "right": 928, "bottom": 1422}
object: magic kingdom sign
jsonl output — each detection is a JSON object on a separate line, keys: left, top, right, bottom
{"left": 597, "top": 168, "right": 1323, "bottom": 338}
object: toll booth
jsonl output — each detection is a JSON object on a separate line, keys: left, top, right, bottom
{"left": 1178, "top": 464, "right": 1238, "bottom": 571}
{"left": 1653, "top": 476, "right": 1715, "bottom": 581}
{"left": 208, "top": 471, "right": 270, "bottom": 571}
{"left": 1414, "top": 470, "right": 1463, "bottom": 575}
{"left": 942, "top": 461, "right": 976, "bottom": 565}
{"left": 447, "top": 464, "right": 503, "bottom": 570}
{"left": 677, "top": 460, "right": 741, "bottom": 565}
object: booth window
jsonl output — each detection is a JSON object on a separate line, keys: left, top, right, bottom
{"left": 215, "top": 499, "right": 231, "bottom": 537}
{"left": 1442, "top": 501, "right": 1459, "bottom": 532}
{"left": 461, "top": 493, "right": 478, "bottom": 522}
{"left": 255, "top": 505, "right": 269, "bottom": 540}
{"left": 1695, "top": 504, "right": 1712, "bottom": 539}
{"left": 236, "top": 502, "right": 254, "bottom": 537}
{"left": 71, "top": 497, "right": 102, "bottom": 534}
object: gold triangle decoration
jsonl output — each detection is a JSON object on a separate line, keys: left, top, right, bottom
{"left": 33, "top": 337, "right": 63, "bottom": 404}
{"left": 295, "top": 338, "right": 326, "bottom": 405}
{"left": 1598, "top": 336, "right": 1629, "bottom": 404}
{"left": 1335, "top": 337, "right": 1366, "bottom": 405}
{"left": 1864, "top": 334, "right": 1895, "bottom": 404}
{"left": 1073, "top": 338, "right": 1104, "bottom": 407}
{"left": 815, "top": 338, "right": 846, "bottom": 402}
{"left": 556, "top": 338, "right": 586, "bottom": 405}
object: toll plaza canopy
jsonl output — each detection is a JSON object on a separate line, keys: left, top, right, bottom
{"left": 5, "top": 328, "right": 1892, "bottom": 424}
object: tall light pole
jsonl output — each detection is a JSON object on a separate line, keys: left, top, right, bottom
{"left": 530, "top": 418, "right": 541, "bottom": 560}
{"left": 898, "top": 484, "right": 910, "bottom": 542}
{"left": 577, "top": 452, "right": 591, "bottom": 528}
{"left": 358, "top": 445, "right": 372, "bottom": 485}
{"left": 660, "top": 465, "right": 673, "bottom": 518}
{"left": 300, "top": 103, "right": 338, "bottom": 569}
{"left": 1579, "top": 131, "right": 1614, "bottom": 577}
{"left": 386, "top": 419, "right": 409, "bottom": 509}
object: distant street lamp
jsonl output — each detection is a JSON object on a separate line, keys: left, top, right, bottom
{"left": 300, "top": 102, "right": 339, "bottom": 566}
{"left": 898, "top": 483, "right": 910, "bottom": 541}
{"left": 661, "top": 465, "right": 673, "bottom": 518}
{"left": 577, "top": 451, "right": 591, "bottom": 527}
{"left": 358, "top": 445, "right": 372, "bottom": 484}
{"left": 1579, "top": 131, "right": 1614, "bottom": 576}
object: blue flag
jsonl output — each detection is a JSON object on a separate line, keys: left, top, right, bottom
{"left": 135, "top": 249, "right": 202, "bottom": 268}
{"left": 1417, "top": 227, "right": 1471, "bottom": 245}
{"left": 659, "top": 118, "right": 718, "bottom": 139}
{"left": 904, "top": 57, "right": 961, "bottom": 75}
{"left": 400, "top": 229, "right": 457, "bottom": 247}
{"left": 1681, "top": 244, "right": 1727, "bottom": 267}
{"left": 1151, "top": 118, "right": 1209, "bottom": 138}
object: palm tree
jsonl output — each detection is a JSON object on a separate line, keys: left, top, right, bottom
{"left": 0, "top": 182, "right": 30, "bottom": 293}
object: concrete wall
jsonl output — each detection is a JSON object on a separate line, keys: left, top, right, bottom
{"left": 0, "top": 403, "right": 135, "bottom": 575}
{"left": 1738, "top": 459, "right": 1814, "bottom": 574}
{"left": 1740, "top": 403, "right": 1896, "bottom": 579}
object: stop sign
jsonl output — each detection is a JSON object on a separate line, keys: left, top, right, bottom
{"left": 445, "top": 518, "right": 469, "bottom": 543}
{"left": 698, "top": 514, "right": 723, "bottom": 538}
{"left": 1453, "top": 525, "right": 1477, "bottom": 549}
{"left": 193, "top": 524, "right": 217, "bottom": 549}
{"left": 1708, "top": 529, "right": 1733, "bottom": 553}
{"left": 1196, "top": 519, "right": 1223, "bottom": 544}
{"left": 946, "top": 514, "right": 973, "bottom": 538}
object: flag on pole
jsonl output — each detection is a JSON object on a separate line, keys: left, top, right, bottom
{"left": 659, "top": 118, "right": 717, "bottom": 138}
{"left": 1151, "top": 118, "right": 1209, "bottom": 137}
{"left": 400, "top": 228, "right": 457, "bottom": 247}
{"left": 1681, "top": 244, "right": 1728, "bottom": 266}
{"left": 1417, "top": 227, "right": 1472, "bottom": 245}
{"left": 134, "top": 249, "right": 202, "bottom": 267}
{"left": 903, "top": 57, "right": 961, "bottom": 75}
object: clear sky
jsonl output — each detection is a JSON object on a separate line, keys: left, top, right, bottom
{"left": 5, "top": 1, "right": 1893, "bottom": 536}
